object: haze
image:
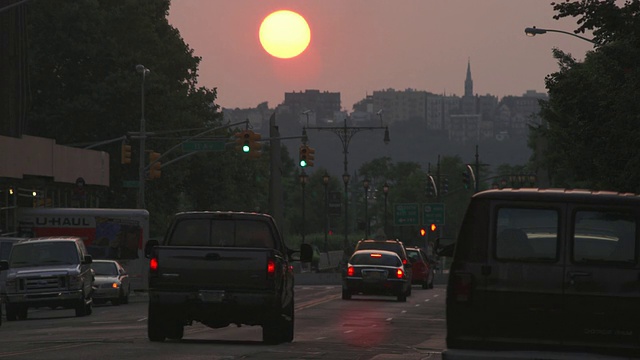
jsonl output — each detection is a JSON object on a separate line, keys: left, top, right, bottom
{"left": 168, "top": 0, "right": 594, "bottom": 111}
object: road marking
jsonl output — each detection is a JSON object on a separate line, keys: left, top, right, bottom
{"left": 415, "top": 304, "right": 420, "bottom": 307}
{"left": 401, "top": 310, "right": 407, "bottom": 314}
{"left": 344, "top": 330, "right": 354, "bottom": 334}
{"left": 386, "top": 317, "right": 393, "bottom": 321}
{"left": 424, "top": 299, "right": 430, "bottom": 302}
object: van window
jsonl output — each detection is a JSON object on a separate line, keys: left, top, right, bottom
{"left": 169, "top": 218, "right": 274, "bottom": 248}
{"left": 573, "top": 210, "right": 636, "bottom": 263}
{"left": 496, "top": 207, "right": 559, "bottom": 260}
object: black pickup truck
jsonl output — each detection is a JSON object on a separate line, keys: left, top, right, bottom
{"left": 144, "top": 211, "right": 312, "bottom": 344}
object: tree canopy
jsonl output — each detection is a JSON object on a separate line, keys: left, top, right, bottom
{"left": 532, "top": 0, "right": 640, "bottom": 192}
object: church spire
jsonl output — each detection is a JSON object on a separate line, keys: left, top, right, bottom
{"left": 464, "top": 58, "right": 473, "bottom": 97}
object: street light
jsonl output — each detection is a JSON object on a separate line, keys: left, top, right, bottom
{"left": 299, "top": 171, "right": 309, "bottom": 244}
{"left": 301, "top": 110, "right": 313, "bottom": 127}
{"left": 524, "top": 26, "right": 595, "bottom": 44}
{"left": 342, "top": 172, "right": 351, "bottom": 257}
{"left": 136, "top": 64, "right": 150, "bottom": 209}
{"left": 363, "top": 179, "right": 370, "bottom": 238}
{"left": 304, "top": 116, "right": 390, "bottom": 254}
{"left": 323, "top": 172, "right": 330, "bottom": 252}
{"left": 383, "top": 182, "right": 389, "bottom": 237}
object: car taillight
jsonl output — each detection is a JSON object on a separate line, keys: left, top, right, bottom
{"left": 267, "top": 258, "right": 276, "bottom": 276}
{"left": 402, "top": 259, "right": 407, "bottom": 265}
{"left": 396, "top": 268, "right": 404, "bottom": 279}
{"left": 451, "top": 273, "right": 472, "bottom": 302}
{"left": 149, "top": 257, "right": 158, "bottom": 272}
{"left": 347, "top": 266, "right": 355, "bottom": 277}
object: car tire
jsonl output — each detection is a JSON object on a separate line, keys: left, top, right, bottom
{"left": 166, "top": 321, "right": 184, "bottom": 340}
{"left": 122, "top": 288, "right": 130, "bottom": 304}
{"left": 148, "top": 303, "right": 167, "bottom": 342}
{"left": 397, "top": 292, "right": 407, "bottom": 302}
{"left": 341, "top": 288, "right": 352, "bottom": 300}
{"left": 5, "top": 304, "right": 17, "bottom": 321}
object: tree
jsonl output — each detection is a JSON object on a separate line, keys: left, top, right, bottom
{"left": 533, "top": 0, "right": 640, "bottom": 192}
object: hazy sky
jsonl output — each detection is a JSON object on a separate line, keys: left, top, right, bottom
{"left": 167, "top": 0, "right": 594, "bottom": 110}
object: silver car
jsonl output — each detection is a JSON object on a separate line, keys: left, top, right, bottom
{"left": 91, "top": 260, "right": 130, "bottom": 305}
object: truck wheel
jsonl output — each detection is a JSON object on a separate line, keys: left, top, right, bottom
{"left": 5, "top": 304, "right": 17, "bottom": 321}
{"left": 166, "top": 321, "right": 184, "bottom": 340}
{"left": 75, "top": 300, "right": 88, "bottom": 317}
{"left": 18, "top": 305, "right": 28, "bottom": 320}
{"left": 148, "top": 303, "right": 167, "bottom": 342}
{"left": 281, "top": 299, "right": 294, "bottom": 343}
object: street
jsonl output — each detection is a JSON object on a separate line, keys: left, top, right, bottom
{"left": 0, "top": 282, "right": 447, "bottom": 360}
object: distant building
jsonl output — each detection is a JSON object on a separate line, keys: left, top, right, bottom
{"left": 282, "top": 89, "right": 341, "bottom": 126}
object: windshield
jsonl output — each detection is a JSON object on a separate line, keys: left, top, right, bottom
{"left": 9, "top": 242, "right": 79, "bottom": 268}
{"left": 92, "top": 262, "right": 118, "bottom": 276}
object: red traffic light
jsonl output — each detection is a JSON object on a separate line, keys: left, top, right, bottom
{"left": 430, "top": 223, "right": 437, "bottom": 232}
{"left": 419, "top": 228, "right": 426, "bottom": 236}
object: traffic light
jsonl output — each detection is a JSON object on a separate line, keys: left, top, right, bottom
{"left": 305, "top": 146, "right": 315, "bottom": 167}
{"left": 430, "top": 223, "right": 437, "bottom": 232}
{"left": 234, "top": 131, "right": 250, "bottom": 153}
{"left": 462, "top": 170, "right": 471, "bottom": 189}
{"left": 121, "top": 143, "right": 132, "bottom": 164}
{"left": 149, "top": 151, "right": 161, "bottom": 179}
{"left": 299, "top": 145, "right": 309, "bottom": 167}
{"left": 419, "top": 228, "right": 427, "bottom": 237}
{"left": 443, "top": 179, "right": 449, "bottom": 194}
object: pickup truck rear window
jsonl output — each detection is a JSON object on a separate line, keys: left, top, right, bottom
{"left": 168, "top": 219, "right": 275, "bottom": 248}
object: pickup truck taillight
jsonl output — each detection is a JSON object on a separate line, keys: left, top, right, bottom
{"left": 149, "top": 257, "right": 159, "bottom": 273}
{"left": 267, "top": 258, "right": 276, "bottom": 277}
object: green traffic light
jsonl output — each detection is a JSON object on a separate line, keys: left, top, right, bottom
{"left": 242, "top": 142, "right": 250, "bottom": 153}
{"left": 300, "top": 159, "right": 307, "bottom": 167}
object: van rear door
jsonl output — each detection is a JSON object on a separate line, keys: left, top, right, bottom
{"left": 481, "top": 203, "right": 566, "bottom": 345}
{"left": 562, "top": 206, "right": 640, "bottom": 352}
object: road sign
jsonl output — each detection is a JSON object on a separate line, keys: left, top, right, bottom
{"left": 394, "top": 203, "right": 419, "bottom": 226}
{"left": 182, "top": 140, "right": 226, "bottom": 152}
{"left": 423, "top": 203, "right": 445, "bottom": 225}
{"left": 122, "top": 180, "right": 139, "bottom": 188}
{"left": 328, "top": 191, "right": 342, "bottom": 215}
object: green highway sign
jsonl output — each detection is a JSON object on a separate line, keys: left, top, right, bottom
{"left": 182, "top": 140, "right": 226, "bottom": 152}
{"left": 122, "top": 180, "right": 139, "bottom": 188}
{"left": 394, "top": 203, "right": 420, "bottom": 226}
{"left": 423, "top": 203, "right": 445, "bottom": 225}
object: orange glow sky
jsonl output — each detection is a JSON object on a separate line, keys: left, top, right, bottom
{"left": 167, "top": 0, "right": 594, "bottom": 110}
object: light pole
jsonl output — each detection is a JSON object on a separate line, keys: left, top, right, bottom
{"left": 323, "top": 172, "right": 330, "bottom": 252}
{"left": 301, "top": 110, "right": 312, "bottom": 127}
{"left": 299, "top": 171, "right": 309, "bottom": 244}
{"left": 524, "top": 26, "right": 595, "bottom": 44}
{"left": 363, "top": 179, "right": 370, "bottom": 238}
{"left": 136, "top": 64, "right": 150, "bottom": 209}
{"left": 304, "top": 116, "right": 390, "bottom": 255}
{"left": 342, "top": 172, "right": 351, "bottom": 255}
{"left": 383, "top": 182, "right": 389, "bottom": 237}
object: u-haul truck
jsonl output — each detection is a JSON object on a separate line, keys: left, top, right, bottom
{"left": 16, "top": 208, "right": 150, "bottom": 290}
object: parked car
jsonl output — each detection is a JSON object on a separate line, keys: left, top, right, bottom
{"left": 342, "top": 249, "right": 411, "bottom": 302}
{"left": 405, "top": 246, "right": 434, "bottom": 289}
{"left": 441, "top": 189, "right": 640, "bottom": 359}
{"left": 354, "top": 238, "right": 412, "bottom": 296}
{"left": 91, "top": 259, "right": 131, "bottom": 306}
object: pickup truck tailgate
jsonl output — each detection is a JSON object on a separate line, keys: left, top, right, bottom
{"left": 151, "top": 247, "right": 277, "bottom": 291}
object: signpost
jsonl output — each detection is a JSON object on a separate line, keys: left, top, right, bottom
{"left": 393, "top": 203, "right": 420, "bottom": 226}
{"left": 423, "top": 203, "right": 445, "bottom": 225}
{"left": 182, "top": 140, "right": 226, "bottom": 152}
{"left": 328, "top": 191, "right": 342, "bottom": 215}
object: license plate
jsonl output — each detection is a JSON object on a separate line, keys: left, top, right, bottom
{"left": 198, "top": 290, "right": 224, "bottom": 302}
{"left": 363, "top": 271, "right": 385, "bottom": 281}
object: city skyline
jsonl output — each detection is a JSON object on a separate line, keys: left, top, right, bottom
{"left": 167, "top": 1, "right": 594, "bottom": 110}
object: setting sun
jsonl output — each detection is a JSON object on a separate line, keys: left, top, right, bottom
{"left": 259, "top": 10, "right": 310, "bottom": 59}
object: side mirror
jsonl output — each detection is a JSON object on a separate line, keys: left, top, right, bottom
{"left": 82, "top": 255, "right": 93, "bottom": 265}
{"left": 0, "top": 260, "right": 8, "bottom": 271}
{"left": 145, "top": 239, "right": 159, "bottom": 258}
{"left": 299, "top": 243, "right": 313, "bottom": 263}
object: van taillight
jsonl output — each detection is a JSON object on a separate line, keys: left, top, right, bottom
{"left": 267, "top": 258, "right": 276, "bottom": 276}
{"left": 451, "top": 273, "right": 472, "bottom": 302}
{"left": 149, "top": 258, "right": 158, "bottom": 272}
